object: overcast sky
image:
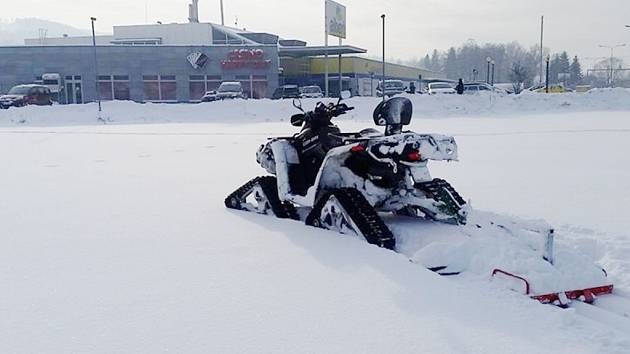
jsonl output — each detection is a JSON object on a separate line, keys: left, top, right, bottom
{"left": 3, "top": 0, "right": 629, "bottom": 65}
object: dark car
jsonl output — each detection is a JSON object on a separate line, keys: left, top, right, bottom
{"left": 376, "top": 80, "right": 405, "bottom": 97}
{"left": 0, "top": 84, "right": 53, "bottom": 108}
{"left": 272, "top": 85, "right": 300, "bottom": 100}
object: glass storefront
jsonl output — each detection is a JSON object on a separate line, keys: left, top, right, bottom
{"left": 236, "top": 74, "right": 268, "bottom": 99}
{"left": 189, "top": 75, "right": 223, "bottom": 101}
{"left": 98, "top": 75, "right": 130, "bottom": 101}
{"left": 142, "top": 75, "right": 177, "bottom": 102}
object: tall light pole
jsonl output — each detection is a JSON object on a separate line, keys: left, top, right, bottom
{"left": 220, "top": 0, "right": 225, "bottom": 26}
{"left": 90, "top": 17, "right": 101, "bottom": 114}
{"left": 491, "top": 60, "right": 496, "bottom": 86}
{"left": 381, "top": 14, "right": 386, "bottom": 102}
{"left": 486, "top": 57, "right": 492, "bottom": 84}
{"left": 545, "top": 55, "right": 550, "bottom": 93}
{"left": 540, "top": 16, "right": 544, "bottom": 84}
{"left": 599, "top": 44, "right": 626, "bottom": 87}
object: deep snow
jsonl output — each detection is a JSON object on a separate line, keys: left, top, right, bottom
{"left": 1, "top": 92, "right": 629, "bottom": 353}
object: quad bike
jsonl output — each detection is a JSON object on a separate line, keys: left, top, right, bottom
{"left": 225, "top": 94, "right": 625, "bottom": 313}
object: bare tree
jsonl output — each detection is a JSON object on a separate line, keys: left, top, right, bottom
{"left": 509, "top": 62, "right": 530, "bottom": 94}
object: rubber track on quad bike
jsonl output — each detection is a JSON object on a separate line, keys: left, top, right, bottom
{"left": 225, "top": 176, "right": 299, "bottom": 220}
{"left": 306, "top": 188, "right": 396, "bottom": 250}
{"left": 415, "top": 178, "right": 466, "bottom": 216}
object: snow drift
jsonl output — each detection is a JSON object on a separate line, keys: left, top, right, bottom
{"left": 1, "top": 88, "right": 630, "bottom": 127}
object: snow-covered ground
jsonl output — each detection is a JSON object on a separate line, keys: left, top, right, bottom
{"left": 1, "top": 92, "right": 629, "bottom": 353}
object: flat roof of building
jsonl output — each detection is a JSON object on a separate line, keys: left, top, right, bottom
{"left": 279, "top": 45, "right": 367, "bottom": 58}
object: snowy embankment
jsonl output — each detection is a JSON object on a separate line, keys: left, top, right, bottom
{"left": 1, "top": 88, "right": 629, "bottom": 126}
{"left": 1, "top": 91, "right": 630, "bottom": 353}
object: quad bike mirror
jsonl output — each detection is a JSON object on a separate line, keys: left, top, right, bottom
{"left": 373, "top": 97, "right": 413, "bottom": 135}
{"left": 292, "top": 98, "right": 304, "bottom": 112}
{"left": 291, "top": 113, "right": 305, "bottom": 127}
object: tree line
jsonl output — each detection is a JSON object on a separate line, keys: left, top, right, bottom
{"left": 412, "top": 41, "right": 587, "bottom": 90}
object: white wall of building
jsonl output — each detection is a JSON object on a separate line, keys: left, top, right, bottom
{"left": 113, "top": 23, "right": 213, "bottom": 45}
{"left": 25, "top": 35, "right": 114, "bottom": 46}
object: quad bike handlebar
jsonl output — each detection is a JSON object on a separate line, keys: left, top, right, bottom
{"left": 291, "top": 99, "right": 354, "bottom": 128}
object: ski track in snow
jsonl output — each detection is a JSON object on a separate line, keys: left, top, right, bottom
{"left": 1, "top": 94, "right": 630, "bottom": 353}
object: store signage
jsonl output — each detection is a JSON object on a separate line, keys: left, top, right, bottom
{"left": 221, "top": 49, "right": 272, "bottom": 70}
{"left": 187, "top": 52, "right": 209, "bottom": 69}
{"left": 326, "top": 0, "right": 346, "bottom": 39}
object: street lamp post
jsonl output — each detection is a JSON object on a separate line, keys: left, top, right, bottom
{"left": 545, "top": 55, "right": 551, "bottom": 93}
{"left": 598, "top": 44, "right": 626, "bottom": 87}
{"left": 381, "top": 14, "right": 386, "bottom": 102}
{"left": 486, "top": 57, "right": 492, "bottom": 84}
{"left": 90, "top": 17, "right": 101, "bottom": 114}
{"left": 491, "top": 60, "right": 496, "bottom": 86}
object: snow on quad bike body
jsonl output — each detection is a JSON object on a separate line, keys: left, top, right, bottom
{"left": 230, "top": 94, "right": 469, "bottom": 244}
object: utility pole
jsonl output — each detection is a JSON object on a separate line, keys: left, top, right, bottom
{"left": 540, "top": 16, "right": 544, "bottom": 84}
{"left": 338, "top": 37, "right": 343, "bottom": 97}
{"left": 91, "top": 17, "right": 101, "bottom": 114}
{"left": 381, "top": 14, "right": 386, "bottom": 102}
{"left": 220, "top": 0, "right": 225, "bottom": 26}
{"left": 598, "top": 44, "right": 626, "bottom": 87}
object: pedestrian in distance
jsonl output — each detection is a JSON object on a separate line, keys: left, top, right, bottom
{"left": 456, "top": 79, "right": 464, "bottom": 95}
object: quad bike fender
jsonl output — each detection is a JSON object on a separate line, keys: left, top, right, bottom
{"left": 294, "top": 144, "right": 359, "bottom": 207}
{"left": 267, "top": 140, "right": 300, "bottom": 201}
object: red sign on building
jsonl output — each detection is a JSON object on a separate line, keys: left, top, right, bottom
{"left": 222, "top": 49, "right": 272, "bottom": 70}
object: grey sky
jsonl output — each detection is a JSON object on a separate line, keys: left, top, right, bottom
{"left": 3, "top": 0, "right": 629, "bottom": 65}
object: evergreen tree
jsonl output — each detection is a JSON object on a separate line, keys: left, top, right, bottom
{"left": 549, "top": 54, "right": 562, "bottom": 84}
{"left": 422, "top": 54, "right": 431, "bottom": 71}
{"left": 430, "top": 50, "right": 441, "bottom": 72}
{"left": 558, "top": 52, "right": 571, "bottom": 73}
{"left": 569, "top": 56, "right": 583, "bottom": 87}
{"left": 445, "top": 47, "right": 458, "bottom": 79}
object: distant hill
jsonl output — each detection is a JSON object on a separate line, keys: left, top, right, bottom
{"left": 0, "top": 18, "right": 89, "bottom": 45}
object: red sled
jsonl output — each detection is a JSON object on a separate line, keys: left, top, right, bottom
{"left": 491, "top": 269, "right": 614, "bottom": 307}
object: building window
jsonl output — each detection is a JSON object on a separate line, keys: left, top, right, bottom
{"left": 143, "top": 75, "right": 177, "bottom": 102}
{"left": 252, "top": 75, "right": 268, "bottom": 99}
{"left": 189, "top": 75, "right": 223, "bottom": 101}
{"left": 98, "top": 75, "right": 130, "bottom": 101}
{"left": 235, "top": 74, "right": 268, "bottom": 99}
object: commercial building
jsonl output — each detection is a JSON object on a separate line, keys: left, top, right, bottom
{"left": 0, "top": 1, "right": 443, "bottom": 103}
{"left": 281, "top": 56, "right": 442, "bottom": 96}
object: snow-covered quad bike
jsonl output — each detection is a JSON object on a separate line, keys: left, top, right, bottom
{"left": 225, "top": 95, "right": 622, "bottom": 310}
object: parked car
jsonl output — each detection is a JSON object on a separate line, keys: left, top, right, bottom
{"left": 464, "top": 82, "right": 506, "bottom": 94}
{"left": 201, "top": 90, "right": 218, "bottom": 102}
{"left": 299, "top": 85, "right": 324, "bottom": 99}
{"left": 272, "top": 85, "right": 300, "bottom": 100}
{"left": 216, "top": 82, "right": 246, "bottom": 100}
{"left": 427, "top": 82, "right": 456, "bottom": 95}
{"left": 0, "top": 84, "right": 53, "bottom": 108}
{"left": 377, "top": 80, "right": 405, "bottom": 97}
